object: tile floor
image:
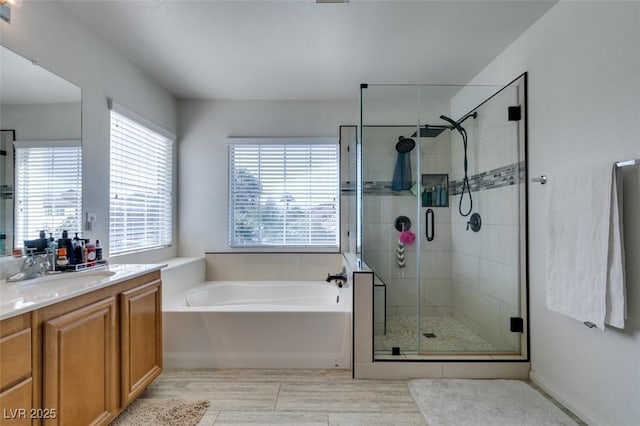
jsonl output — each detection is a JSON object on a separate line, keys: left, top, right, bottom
{"left": 139, "top": 369, "right": 586, "bottom": 425}
{"left": 140, "top": 369, "right": 426, "bottom": 425}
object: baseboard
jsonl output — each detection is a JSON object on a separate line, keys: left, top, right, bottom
{"left": 529, "top": 371, "right": 605, "bottom": 426}
{"left": 164, "top": 352, "right": 350, "bottom": 369}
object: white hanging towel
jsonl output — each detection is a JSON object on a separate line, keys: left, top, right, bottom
{"left": 546, "top": 162, "right": 626, "bottom": 329}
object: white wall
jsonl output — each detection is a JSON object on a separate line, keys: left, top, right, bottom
{"left": 1, "top": 2, "right": 177, "bottom": 264}
{"left": 0, "top": 102, "right": 81, "bottom": 140}
{"left": 177, "top": 99, "right": 356, "bottom": 256}
{"left": 468, "top": 2, "right": 640, "bottom": 425}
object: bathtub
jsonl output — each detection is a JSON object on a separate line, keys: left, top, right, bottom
{"left": 162, "top": 277, "right": 352, "bottom": 369}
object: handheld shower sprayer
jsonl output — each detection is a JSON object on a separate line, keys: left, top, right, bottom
{"left": 439, "top": 115, "right": 462, "bottom": 132}
{"left": 439, "top": 112, "right": 477, "bottom": 218}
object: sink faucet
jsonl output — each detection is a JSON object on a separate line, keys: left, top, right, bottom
{"left": 326, "top": 267, "right": 348, "bottom": 288}
{"left": 7, "top": 253, "right": 51, "bottom": 282}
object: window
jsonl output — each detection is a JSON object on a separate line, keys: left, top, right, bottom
{"left": 228, "top": 138, "right": 339, "bottom": 249}
{"left": 14, "top": 140, "right": 82, "bottom": 248}
{"left": 109, "top": 102, "right": 174, "bottom": 256}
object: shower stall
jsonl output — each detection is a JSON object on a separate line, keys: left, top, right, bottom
{"left": 356, "top": 74, "right": 528, "bottom": 359}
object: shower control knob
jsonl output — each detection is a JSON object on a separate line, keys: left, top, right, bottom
{"left": 466, "top": 213, "right": 482, "bottom": 232}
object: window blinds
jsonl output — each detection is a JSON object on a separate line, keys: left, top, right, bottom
{"left": 109, "top": 109, "right": 173, "bottom": 255}
{"left": 14, "top": 141, "right": 82, "bottom": 247}
{"left": 228, "top": 139, "right": 339, "bottom": 248}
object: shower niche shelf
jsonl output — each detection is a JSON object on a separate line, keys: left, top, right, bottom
{"left": 421, "top": 174, "right": 449, "bottom": 207}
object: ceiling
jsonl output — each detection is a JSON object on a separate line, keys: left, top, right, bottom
{"left": 62, "top": 0, "right": 556, "bottom": 101}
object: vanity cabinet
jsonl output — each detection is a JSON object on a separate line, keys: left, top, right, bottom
{"left": 0, "top": 269, "right": 162, "bottom": 426}
{"left": 43, "top": 297, "right": 118, "bottom": 426}
{"left": 119, "top": 281, "right": 162, "bottom": 407}
{"left": 0, "top": 313, "right": 32, "bottom": 426}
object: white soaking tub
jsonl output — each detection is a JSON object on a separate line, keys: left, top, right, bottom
{"left": 163, "top": 279, "right": 352, "bottom": 369}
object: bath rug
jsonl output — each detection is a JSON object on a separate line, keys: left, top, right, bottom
{"left": 110, "top": 399, "right": 210, "bottom": 426}
{"left": 408, "top": 379, "right": 578, "bottom": 426}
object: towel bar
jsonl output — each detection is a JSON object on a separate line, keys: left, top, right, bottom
{"left": 531, "top": 160, "right": 637, "bottom": 186}
{"left": 616, "top": 159, "right": 639, "bottom": 168}
{"left": 530, "top": 175, "right": 547, "bottom": 185}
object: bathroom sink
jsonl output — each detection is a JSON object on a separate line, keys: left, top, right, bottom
{"left": 6, "top": 269, "right": 115, "bottom": 286}
{"left": 0, "top": 269, "right": 117, "bottom": 311}
{"left": 31, "top": 269, "right": 116, "bottom": 287}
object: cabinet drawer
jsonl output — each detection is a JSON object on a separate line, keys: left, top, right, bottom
{"left": 0, "top": 314, "right": 30, "bottom": 339}
{"left": 0, "top": 377, "right": 32, "bottom": 426}
{"left": 0, "top": 328, "right": 32, "bottom": 390}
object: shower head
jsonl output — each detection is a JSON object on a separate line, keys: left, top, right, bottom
{"left": 411, "top": 125, "right": 448, "bottom": 138}
{"left": 395, "top": 136, "right": 415, "bottom": 153}
{"left": 439, "top": 115, "right": 462, "bottom": 132}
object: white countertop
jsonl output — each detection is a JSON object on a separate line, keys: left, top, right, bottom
{"left": 0, "top": 263, "right": 164, "bottom": 321}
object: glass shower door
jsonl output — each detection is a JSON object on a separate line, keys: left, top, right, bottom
{"left": 418, "top": 77, "right": 526, "bottom": 355}
{"left": 360, "top": 84, "right": 423, "bottom": 356}
{"left": 360, "top": 75, "right": 528, "bottom": 359}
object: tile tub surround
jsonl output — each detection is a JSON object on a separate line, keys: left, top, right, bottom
{"left": 136, "top": 369, "right": 586, "bottom": 425}
{"left": 205, "top": 253, "right": 343, "bottom": 281}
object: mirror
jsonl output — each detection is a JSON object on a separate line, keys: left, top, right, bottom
{"left": 0, "top": 45, "right": 82, "bottom": 256}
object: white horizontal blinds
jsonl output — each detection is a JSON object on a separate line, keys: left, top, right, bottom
{"left": 14, "top": 142, "right": 82, "bottom": 248}
{"left": 229, "top": 140, "right": 339, "bottom": 248}
{"left": 109, "top": 110, "right": 173, "bottom": 255}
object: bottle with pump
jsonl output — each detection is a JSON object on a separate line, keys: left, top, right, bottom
{"left": 58, "top": 230, "right": 75, "bottom": 265}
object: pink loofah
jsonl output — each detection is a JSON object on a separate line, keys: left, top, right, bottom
{"left": 399, "top": 230, "right": 416, "bottom": 245}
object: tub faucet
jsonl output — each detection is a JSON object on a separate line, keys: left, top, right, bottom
{"left": 7, "top": 253, "right": 51, "bottom": 282}
{"left": 326, "top": 268, "right": 348, "bottom": 288}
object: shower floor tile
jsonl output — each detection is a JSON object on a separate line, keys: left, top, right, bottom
{"left": 375, "top": 315, "right": 500, "bottom": 354}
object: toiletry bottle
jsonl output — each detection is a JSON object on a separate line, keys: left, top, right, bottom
{"left": 95, "top": 240, "right": 103, "bottom": 262}
{"left": 59, "top": 230, "right": 74, "bottom": 265}
{"left": 86, "top": 241, "right": 96, "bottom": 267}
{"left": 432, "top": 186, "right": 439, "bottom": 207}
{"left": 48, "top": 233, "right": 58, "bottom": 271}
{"left": 442, "top": 183, "right": 448, "bottom": 206}
{"left": 37, "top": 230, "right": 47, "bottom": 253}
{"left": 73, "top": 233, "right": 83, "bottom": 265}
{"left": 57, "top": 247, "right": 68, "bottom": 267}
{"left": 439, "top": 184, "right": 446, "bottom": 207}
{"left": 81, "top": 240, "right": 88, "bottom": 265}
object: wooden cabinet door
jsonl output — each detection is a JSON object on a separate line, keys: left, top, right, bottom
{"left": 0, "top": 378, "right": 32, "bottom": 426}
{"left": 43, "top": 297, "right": 117, "bottom": 426}
{"left": 120, "top": 280, "right": 162, "bottom": 407}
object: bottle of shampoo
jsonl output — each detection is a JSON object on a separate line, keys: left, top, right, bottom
{"left": 439, "top": 184, "right": 447, "bottom": 207}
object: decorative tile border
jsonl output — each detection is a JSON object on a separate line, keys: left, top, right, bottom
{"left": 341, "top": 161, "right": 525, "bottom": 196}
{"left": 450, "top": 161, "right": 525, "bottom": 195}
{"left": 341, "top": 181, "right": 411, "bottom": 196}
